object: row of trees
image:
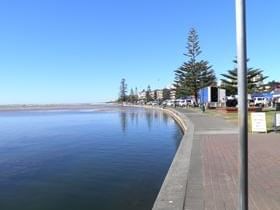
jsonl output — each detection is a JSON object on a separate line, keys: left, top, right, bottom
{"left": 118, "top": 28, "right": 269, "bottom": 104}
{"left": 118, "top": 78, "right": 139, "bottom": 103}
{"left": 174, "top": 28, "right": 267, "bottom": 102}
{"left": 118, "top": 79, "right": 172, "bottom": 103}
{"left": 118, "top": 79, "right": 152, "bottom": 103}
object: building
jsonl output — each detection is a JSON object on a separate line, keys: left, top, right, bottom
{"left": 155, "top": 89, "right": 163, "bottom": 100}
{"left": 138, "top": 90, "right": 146, "bottom": 101}
{"left": 170, "top": 89, "right": 176, "bottom": 100}
{"left": 255, "top": 81, "right": 280, "bottom": 93}
{"left": 149, "top": 91, "right": 155, "bottom": 100}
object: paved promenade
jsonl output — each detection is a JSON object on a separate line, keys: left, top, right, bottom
{"left": 177, "top": 108, "right": 280, "bottom": 210}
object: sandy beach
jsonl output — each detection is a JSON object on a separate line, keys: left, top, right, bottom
{"left": 0, "top": 103, "right": 120, "bottom": 112}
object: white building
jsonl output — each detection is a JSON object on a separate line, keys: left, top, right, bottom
{"left": 138, "top": 90, "right": 146, "bottom": 100}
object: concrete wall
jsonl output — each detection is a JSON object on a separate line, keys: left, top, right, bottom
{"left": 152, "top": 108, "right": 194, "bottom": 210}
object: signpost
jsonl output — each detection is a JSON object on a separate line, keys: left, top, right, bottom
{"left": 251, "top": 112, "right": 267, "bottom": 133}
{"left": 276, "top": 113, "right": 280, "bottom": 127}
{"left": 274, "top": 112, "right": 280, "bottom": 132}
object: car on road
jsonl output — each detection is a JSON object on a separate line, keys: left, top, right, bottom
{"left": 163, "top": 100, "right": 175, "bottom": 107}
{"left": 146, "top": 101, "right": 158, "bottom": 106}
{"left": 254, "top": 97, "right": 268, "bottom": 107}
{"left": 175, "top": 99, "right": 187, "bottom": 107}
{"left": 248, "top": 99, "right": 255, "bottom": 107}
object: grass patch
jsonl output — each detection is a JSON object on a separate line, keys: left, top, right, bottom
{"left": 205, "top": 109, "right": 277, "bottom": 132}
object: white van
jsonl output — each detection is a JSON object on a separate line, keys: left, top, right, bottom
{"left": 254, "top": 97, "right": 268, "bottom": 106}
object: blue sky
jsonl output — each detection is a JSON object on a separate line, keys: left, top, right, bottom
{"left": 0, "top": 0, "right": 279, "bottom": 104}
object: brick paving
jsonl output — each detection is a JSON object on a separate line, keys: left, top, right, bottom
{"left": 177, "top": 108, "right": 280, "bottom": 210}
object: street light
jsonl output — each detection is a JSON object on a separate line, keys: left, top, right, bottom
{"left": 235, "top": 0, "right": 248, "bottom": 209}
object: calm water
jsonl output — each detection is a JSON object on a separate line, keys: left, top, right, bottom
{"left": 0, "top": 107, "right": 182, "bottom": 210}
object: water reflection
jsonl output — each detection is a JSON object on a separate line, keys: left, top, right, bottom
{"left": 118, "top": 108, "right": 178, "bottom": 134}
{"left": 130, "top": 111, "right": 136, "bottom": 124}
{"left": 162, "top": 113, "right": 170, "bottom": 126}
{"left": 154, "top": 111, "right": 159, "bottom": 120}
{"left": 173, "top": 129, "right": 182, "bottom": 148}
{"left": 145, "top": 111, "right": 153, "bottom": 130}
{"left": 0, "top": 108, "right": 183, "bottom": 210}
{"left": 119, "top": 111, "right": 128, "bottom": 133}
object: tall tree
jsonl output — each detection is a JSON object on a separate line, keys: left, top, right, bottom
{"left": 134, "top": 87, "right": 138, "bottom": 96}
{"left": 154, "top": 90, "right": 158, "bottom": 100}
{"left": 134, "top": 87, "right": 139, "bottom": 102}
{"left": 174, "top": 28, "right": 216, "bottom": 102}
{"left": 119, "top": 78, "right": 127, "bottom": 102}
{"left": 162, "top": 88, "right": 170, "bottom": 100}
{"left": 128, "top": 88, "right": 135, "bottom": 103}
{"left": 146, "top": 85, "right": 153, "bottom": 102}
{"left": 220, "top": 59, "right": 268, "bottom": 95}
{"left": 174, "top": 66, "right": 191, "bottom": 98}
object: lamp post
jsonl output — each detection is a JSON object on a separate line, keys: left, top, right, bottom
{"left": 235, "top": 0, "right": 248, "bottom": 209}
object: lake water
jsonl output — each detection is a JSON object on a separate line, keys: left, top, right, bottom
{"left": 0, "top": 107, "right": 183, "bottom": 210}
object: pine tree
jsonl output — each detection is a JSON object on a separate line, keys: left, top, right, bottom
{"left": 119, "top": 78, "right": 127, "bottom": 102}
{"left": 134, "top": 87, "right": 139, "bottom": 102}
{"left": 174, "top": 66, "right": 190, "bottom": 98}
{"left": 154, "top": 91, "right": 158, "bottom": 101}
{"left": 162, "top": 88, "right": 170, "bottom": 100}
{"left": 146, "top": 85, "right": 153, "bottom": 102}
{"left": 174, "top": 28, "right": 216, "bottom": 102}
{"left": 128, "top": 88, "right": 135, "bottom": 103}
{"left": 220, "top": 59, "right": 268, "bottom": 95}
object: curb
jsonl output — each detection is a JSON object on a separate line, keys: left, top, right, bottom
{"left": 152, "top": 108, "right": 194, "bottom": 210}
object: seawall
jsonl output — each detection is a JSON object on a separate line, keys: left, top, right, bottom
{"left": 129, "top": 105, "right": 194, "bottom": 210}
{"left": 152, "top": 107, "right": 194, "bottom": 210}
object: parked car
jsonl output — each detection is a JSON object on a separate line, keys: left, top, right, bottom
{"left": 248, "top": 99, "right": 255, "bottom": 107}
{"left": 226, "top": 96, "right": 238, "bottom": 107}
{"left": 186, "top": 99, "right": 195, "bottom": 106}
{"left": 146, "top": 101, "right": 158, "bottom": 106}
{"left": 175, "top": 99, "right": 182, "bottom": 107}
{"left": 165, "top": 100, "right": 175, "bottom": 107}
{"left": 254, "top": 97, "right": 268, "bottom": 107}
{"left": 176, "top": 99, "right": 187, "bottom": 107}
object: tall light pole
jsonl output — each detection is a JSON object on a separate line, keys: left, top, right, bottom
{"left": 235, "top": 0, "right": 248, "bottom": 209}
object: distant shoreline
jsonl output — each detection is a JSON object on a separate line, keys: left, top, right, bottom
{"left": 0, "top": 103, "right": 120, "bottom": 112}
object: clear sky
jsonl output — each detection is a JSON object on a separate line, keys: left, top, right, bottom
{"left": 0, "top": 0, "right": 279, "bottom": 104}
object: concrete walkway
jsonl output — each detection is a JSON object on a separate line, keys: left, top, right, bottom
{"left": 177, "top": 108, "right": 280, "bottom": 210}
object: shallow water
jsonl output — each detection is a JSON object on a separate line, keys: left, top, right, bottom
{"left": 0, "top": 107, "right": 182, "bottom": 210}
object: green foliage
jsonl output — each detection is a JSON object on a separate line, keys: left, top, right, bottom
{"left": 185, "top": 28, "right": 201, "bottom": 62}
{"left": 220, "top": 60, "right": 268, "bottom": 94}
{"left": 119, "top": 78, "right": 127, "bottom": 102}
{"left": 162, "top": 88, "right": 170, "bottom": 100}
{"left": 154, "top": 91, "right": 158, "bottom": 100}
{"left": 134, "top": 87, "right": 139, "bottom": 101}
{"left": 127, "top": 88, "right": 135, "bottom": 103}
{"left": 174, "top": 28, "right": 216, "bottom": 102}
{"left": 145, "top": 85, "right": 153, "bottom": 102}
{"left": 220, "top": 82, "right": 236, "bottom": 96}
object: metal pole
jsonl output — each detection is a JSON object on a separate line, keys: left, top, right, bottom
{"left": 235, "top": 0, "right": 248, "bottom": 209}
